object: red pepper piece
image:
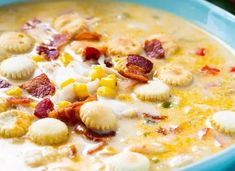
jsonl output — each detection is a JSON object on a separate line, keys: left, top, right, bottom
{"left": 196, "top": 48, "right": 206, "bottom": 56}
{"left": 201, "top": 65, "right": 220, "bottom": 75}
{"left": 230, "top": 67, "right": 235, "bottom": 72}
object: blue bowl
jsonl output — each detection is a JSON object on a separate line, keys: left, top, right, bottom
{"left": 1, "top": 0, "right": 235, "bottom": 171}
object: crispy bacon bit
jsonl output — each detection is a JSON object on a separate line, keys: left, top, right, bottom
{"left": 99, "top": 46, "right": 108, "bottom": 56}
{"left": 119, "top": 70, "right": 148, "bottom": 83}
{"left": 201, "top": 65, "right": 220, "bottom": 75}
{"left": 20, "top": 73, "right": 56, "bottom": 98}
{"left": 83, "top": 47, "right": 101, "bottom": 61}
{"left": 49, "top": 95, "right": 97, "bottom": 124}
{"left": 0, "top": 79, "right": 11, "bottom": 88}
{"left": 7, "top": 97, "right": 32, "bottom": 106}
{"left": 69, "top": 144, "right": 77, "bottom": 156}
{"left": 127, "top": 64, "right": 145, "bottom": 74}
{"left": 230, "top": 67, "right": 235, "bottom": 72}
{"left": 127, "top": 55, "right": 153, "bottom": 73}
{"left": 197, "top": 128, "right": 210, "bottom": 140}
{"left": 75, "top": 123, "right": 115, "bottom": 142}
{"left": 37, "top": 45, "right": 60, "bottom": 60}
{"left": 104, "top": 57, "right": 113, "bottom": 68}
{"left": 143, "top": 113, "right": 168, "bottom": 121}
{"left": 196, "top": 48, "right": 206, "bottom": 56}
{"left": 75, "top": 32, "right": 101, "bottom": 41}
{"left": 157, "top": 125, "right": 181, "bottom": 136}
{"left": 144, "top": 39, "right": 165, "bottom": 59}
{"left": 87, "top": 141, "right": 107, "bottom": 155}
{"left": 34, "top": 98, "right": 54, "bottom": 118}
{"left": 157, "top": 127, "right": 168, "bottom": 136}
{"left": 49, "top": 105, "right": 77, "bottom": 124}
{"left": 119, "top": 64, "right": 148, "bottom": 83}
{"left": 50, "top": 34, "right": 72, "bottom": 49}
{"left": 22, "top": 18, "right": 41, "bottom": 31}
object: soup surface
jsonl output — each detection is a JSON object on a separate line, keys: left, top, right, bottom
{"left": 0, "top": 0, "right": 235, "bottom": 171}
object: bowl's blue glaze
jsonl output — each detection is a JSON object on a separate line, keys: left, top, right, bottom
{"left": 0, "top": 0, "right": 235, "bottom": 171}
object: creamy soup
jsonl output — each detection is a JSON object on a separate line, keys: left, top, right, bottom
{"left": 0, "top": 0, "right": 235, "bottom": 171}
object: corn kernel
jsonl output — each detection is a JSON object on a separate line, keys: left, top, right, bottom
{"left": 97, "top": 86, "right": 116, "bottom": 98}
{"left": 60, "top": 52, "right": 73, "bottom": 66}
{"left": 58, "top": 101, "right": 72, "bottom": 109}
{"left": 113, "top": 57, "right": 120, "bottom": 63}
{"left": 0, "top": 99, "right": 9, "bottom": 113}
{"left": 99, "top": 77, "right": 116, "bottom": 88}
{"left": 116, "top": 93, "right": 132, "bottom": 101}
{"left": 32, "top": 55, "right": 45, "bottom": 62}
{"left": 6, "top": 87, "right": 23, "bottom": 96}
{"left": 107, "top": 74, "right": 117, "bottom": 80}
{"left": 89, "top": 65, "right": 105, "bottom": 81}
{"left": 99, "top": 146, "right": 118, "bottom": 155}
{"left": 74, "top": 83, "right": 89, "bottom": 99}
{"left": 60, "top": 78, "right": 76, "bottom": 89}
{"left": 29, "top": 102, "right": 37, "bottom": 108}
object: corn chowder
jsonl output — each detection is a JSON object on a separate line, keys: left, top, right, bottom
{"left": 0, "top": 0, "right": 235, "bottom": 171}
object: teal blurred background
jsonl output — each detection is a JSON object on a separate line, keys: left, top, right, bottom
{"left": 208, "top": 0, "right": 235, "bottom": 14}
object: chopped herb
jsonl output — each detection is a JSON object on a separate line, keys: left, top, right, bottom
{"left": 145, "top": 119, "right": 156, "bottom": 124}
{"left": 161, "top": 101, "right": 172, "bottom": 108}
{"left": 151, "top": 157, "right": 160, "bottom": 163}
{"left": 143, "top": 132, "right": 151, "bottom": 137}
{"left": 116, "top": 12, "right": 131, "bottom": 20}
{"left": 152, "top": 15, "right": 160, "bottom": 19}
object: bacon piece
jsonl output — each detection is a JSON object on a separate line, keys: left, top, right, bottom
{"left": 49, "top": 95, "right": 97, "bottom": 124}
{"left": 75, "top": 123, "right": 115, "bottom": 142}
{"left": 22, "top": 18, "right": 41, "bottom": 31}
{"left": 99, "top": 46, "right": 108, "bottom": 56}
{"left": 196, "top": 48, "right": 206, "bottom": 56}
{"left": 143, "top": 113, "right": 168, "bottom": 121}
{"left": 37, "top": 45, "right": 60, "bottom": 60}
{"left": 34, "top": 98, "right": 54, "bottom": 118}
{"left": 87, "top": 141, "right": 107, "bottom": 155}
{"left": 7, "top": 97, "right": 32, "bottom": 106}
{"left": 83, "top": 47, "right": 101, "bottom": 61}
{"left": 157, "top": 127, "right": 168, "bottom": 136}
{"left": 119, "top": 70, "right": 148, "bottom": 83}
{"left": 20, "top": 73, "right": 56, "bottom": 98}
{"left": 69, "top": 144, "right": 77, "bottom": 157}
{"left": 144, "top": 39, "right": 165, "bottom": 59}
{"left": 0, "top": 79, "right": 11, "bottom": 88}
{"left": 201, "top": 65, "right": 220, "bottom": 75}
{"left": 50, "top": 34, "right": 72, "bottom": 49}
{"left": 157, "top": 125, "right": 181, "bottom": 136}
{"left": 127, "top": 55, "right": 153, "bottom": 73}
{"left": 74, "top": 32, "right": 101, "bottom": 41}
{"left": 119, "top": 64, "right": 148, "bottom": 83}
{"left": 36, "top": 33, "right": 72, "bottom": 60}
{"left": 49, "top": 105, "right": 77, "bottom": 124}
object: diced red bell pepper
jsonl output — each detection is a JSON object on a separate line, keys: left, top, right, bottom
{"left": 230, "top": 67, "right": 235, "bottom": 72}
{"left": 196, "top": 48, "right": 206, "bottom": 56}
{"left": 201, "top": 65, "right": 220, "bottom": 75}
